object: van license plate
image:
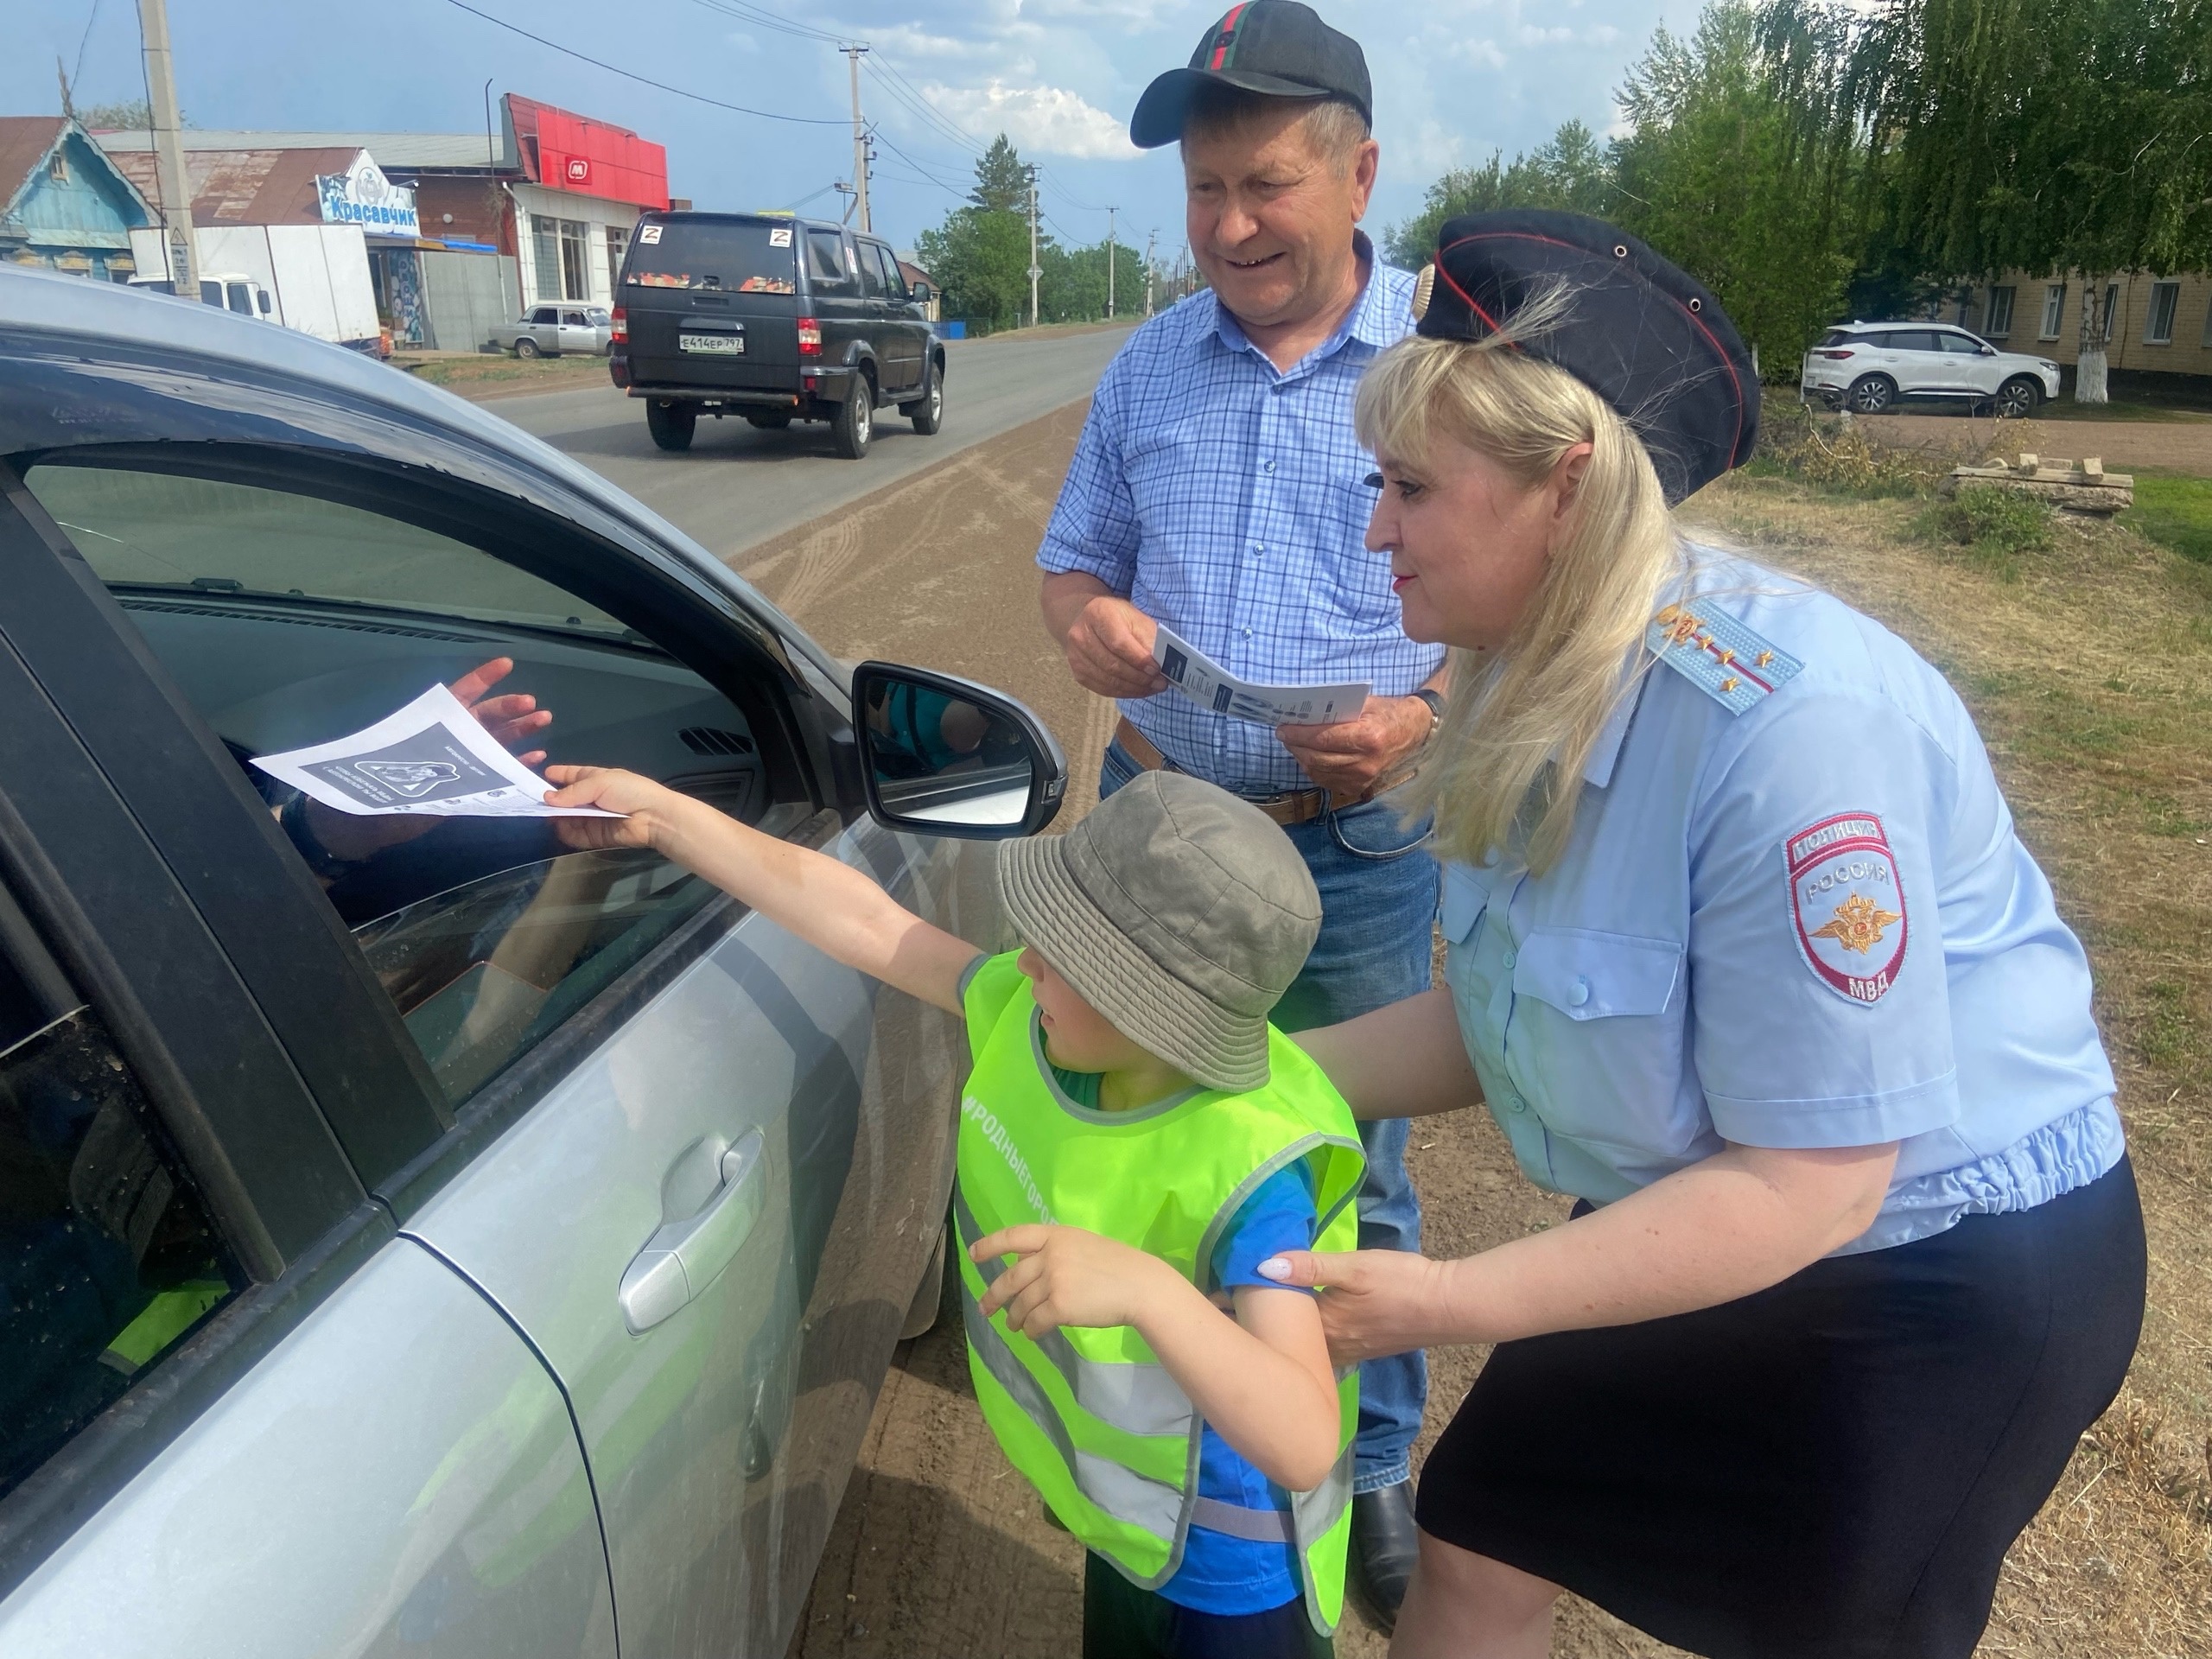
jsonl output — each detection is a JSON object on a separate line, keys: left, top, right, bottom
{"left": 680, "top": 334, "right": 744, "bottom": 354}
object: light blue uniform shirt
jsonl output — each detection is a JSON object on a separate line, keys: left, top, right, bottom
{"left": 1443, "top": 551, "right": 2123, "bottom": 1253}
{"left": 1036, "top": 233, "right": 1445, "bottom": 794}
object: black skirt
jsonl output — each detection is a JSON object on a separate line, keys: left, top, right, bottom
{"left": 1414, "top": 1159, "right": 2145, "bottom": 1659}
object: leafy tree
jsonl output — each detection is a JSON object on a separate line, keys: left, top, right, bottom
{"left": 78, "top": 98, "right": 188, "bottom": 130}
{"left": 1384, "top": 120, "right": 1613, "bottom": 266}
{"left": 1608, "top": 4, "right": 1865, "bottom": 374}
{"left": 1039, "top": 238, "right": 1148, "bottom": 322}
{"left": 1797, "top": 0, "right": 2212, "bottom": 401}
{"left": 916, "top": 208, "right": 1035, "bottom": 329}
{"left": 969, "top": 134, "right": 1033, "bottom": 214}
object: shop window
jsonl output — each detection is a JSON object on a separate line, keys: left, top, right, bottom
{"left": 558, "top": 220, "right": 588, "bottom": 302}
{"left": 2040, "top": 283, "right": 2066, "bottom": 340}
{"left": 2145, "top": 282, "right": 2179, "bottom": 345}
{"left": 1985, "top": 285, "right": 2014, "bottom": 339}
{"left": 531, "top": 213, "right": 562, "bottom": 304}
{"left": 605, "top": 226, "right": 627, "bottom": 299}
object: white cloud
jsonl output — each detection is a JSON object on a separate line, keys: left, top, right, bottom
{"left": 918, "top": 79, "right": 1141, "bottom": 159}
{"left": 1452, "top": 36, "right": 1510, "bottom": 69}
{"left": 1517, "top": 25, "right": 1574, "bottom": 43}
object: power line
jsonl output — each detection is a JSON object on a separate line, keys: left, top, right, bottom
{"left": 439, "top": 0, "right": 849, "bottom": 125}
{"left": 690, "top": 0, "right": 842, "bottom": 45}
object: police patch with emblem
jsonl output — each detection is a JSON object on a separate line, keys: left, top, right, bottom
{"left": 1787, "top": 812, "right": 1907, "bottom": 1004}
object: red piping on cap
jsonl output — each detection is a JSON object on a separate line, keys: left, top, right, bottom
{"left": 1209, "top": 3, "right": 1250, "bottom": 69}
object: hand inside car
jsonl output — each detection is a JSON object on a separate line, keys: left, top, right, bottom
{"left": 293, "top": 658, "right": 557, "bottom": 865}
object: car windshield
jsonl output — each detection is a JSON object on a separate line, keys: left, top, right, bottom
{"left": 28, "top": 465, "right": 639, "bottom": 644}
{"left": 625, "top": 219, "right": 797, "bottom": 295}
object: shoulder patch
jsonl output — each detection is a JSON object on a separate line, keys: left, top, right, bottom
{"left": 1647, "top": 603, "right": 1802, "bottom": 715}
{"left": 1786, "top": 813, "right": 1907, "bottom": 1004}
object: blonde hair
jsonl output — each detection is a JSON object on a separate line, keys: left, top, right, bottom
{"left": 1182, "top": 85, "right": 1371, "bottom": 175}
{"left": 1356, "top": 313, "right": 1681, "bottom": 872}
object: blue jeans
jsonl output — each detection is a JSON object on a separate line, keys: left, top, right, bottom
{"left": 1101, "top": 741, "right": 1437, "bottom": 1491}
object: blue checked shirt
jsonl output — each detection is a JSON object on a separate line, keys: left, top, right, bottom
{"left": 1038, "top": 240, "right": 1446, "bottom": 794}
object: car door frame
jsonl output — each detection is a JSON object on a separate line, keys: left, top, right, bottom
{"left": 860, "top": 238, "right": 921, "bottom": 396}
{"left": 0, "top": 478, "right": 401, "bottom": 1601}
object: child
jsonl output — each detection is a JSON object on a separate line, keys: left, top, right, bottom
{"left": 544, "top": 763, "right": 1364, "bottom": 1658}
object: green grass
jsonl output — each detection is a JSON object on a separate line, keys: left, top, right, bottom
{"left": 2125, "top": 474, "right": 2212, "bottom": 565}
{"left": 1911, "top": 483, "right": 2053, "bottom": 576}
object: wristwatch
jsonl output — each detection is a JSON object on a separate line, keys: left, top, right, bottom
{"left": 1410, "top": 687, "right": 1446, "bottom": 735}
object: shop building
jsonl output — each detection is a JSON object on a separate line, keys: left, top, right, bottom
{"left": 503, "top": 95, "right": 668, "bottom": 308}
{"left": 0, "top": 117, "right": 153, "bottom": 281}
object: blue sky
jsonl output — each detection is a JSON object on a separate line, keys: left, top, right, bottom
{"left": 14, "top": 0, "right": 1703, "bottom": 261}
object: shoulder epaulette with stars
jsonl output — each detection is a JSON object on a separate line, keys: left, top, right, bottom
{"left": 1645, "top": 602, "right": 1802, "bottom": 715}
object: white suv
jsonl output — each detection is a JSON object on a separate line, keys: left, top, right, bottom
{"left": 1801, "top": 322, "right": 2062, "bottom": 416}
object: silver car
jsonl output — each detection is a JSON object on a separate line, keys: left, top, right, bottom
{"left": 0, "top": 265, "right": 1062, "bottom": 1656}
{"left": 1801, "top": 321, "right": 2063, "bottom": 416}
{"left": 493, "top": 303, "right": 614, "bottom": 357}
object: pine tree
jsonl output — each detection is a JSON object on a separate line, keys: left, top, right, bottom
{"left": 969, "top": 136, "right": 1032, "bottom": 214}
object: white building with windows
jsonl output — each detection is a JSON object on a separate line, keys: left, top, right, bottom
{"left": 1957, "top": 267, "right": 2212, "bottom": 396}
{"left": 504, "top": 95, "right": 666, "bottom": 309}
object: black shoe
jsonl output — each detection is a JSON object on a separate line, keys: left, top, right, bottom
{"left": 1349, "top": 1479, "right": 1419, "bottom": 1631}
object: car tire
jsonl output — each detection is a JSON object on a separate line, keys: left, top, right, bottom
{"left": 745, "top": 413, "right": 791, "bottom": 429}
{"left": 513, "top": 337, "right": 541, "bottom": 359}
{"left": 833, "top": 372, "right": 874, "bottom": 460}
{"left": 1997, "top": 376, "right": 2042, "bottom": 418}
{"left": 645, "top": 399, "right": 696, "bottom": 452}
{"left": 905, "top": 359, "right": 944, "bottom": 436}
{"left": 1845, "top": 374, "right": 1896, "bottom": 414}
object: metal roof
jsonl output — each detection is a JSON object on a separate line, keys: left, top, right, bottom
{"left": 105, "top": 146, "right": 361, "bottom": 227}
{"left": 95, "top": 130, "right": 512, "bottom": 172}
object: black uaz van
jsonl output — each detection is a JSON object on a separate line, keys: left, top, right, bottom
{"left": 610, "top": 212, "right": 944, "bottom": 460}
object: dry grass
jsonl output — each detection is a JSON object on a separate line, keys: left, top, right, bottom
{"left": 1683, "top": 470, "right": 2212, "bottom": 1656}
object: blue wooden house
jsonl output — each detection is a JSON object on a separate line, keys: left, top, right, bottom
{"left": 1, "top": 118, "right": 156, "bottom": 281}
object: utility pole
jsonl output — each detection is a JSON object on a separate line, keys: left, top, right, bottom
{"left": 842, "top": 44, "right": 871, "bottom": 233}
{"left": 137, "top": 0, "right": 196, "bottom": 293}
{"left": 1106, "top": 206, "right": 1116, "bottom": 320}
{"left": 1145, "top": 228, "right": 1156, "bottom": 316}
{"left": 1027, "top": 168, "right": 1041, "bottom": 328}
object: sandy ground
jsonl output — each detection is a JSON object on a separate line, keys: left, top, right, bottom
{"left": 1859, "top": 410, "right": 2212, "bottom": 474}
{"left": 746, "top": 404, "right": 1682, "bottom": 1658}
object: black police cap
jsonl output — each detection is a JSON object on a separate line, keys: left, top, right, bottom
{"left": 1130, "top": 2, "right": 1370, "bottom": 149}
{"left": 1412, "top": 211, "right": 1760, "bottom": 504}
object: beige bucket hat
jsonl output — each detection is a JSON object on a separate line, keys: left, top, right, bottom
{"left": 995, "top": 770, "right": 1322, "bottom": 1092}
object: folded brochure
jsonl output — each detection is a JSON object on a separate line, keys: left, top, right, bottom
{"left": 1151, "top": 623, "right": 1368, "bottom": 727}
{"left": 251, "top": 683, "right": 620, "bottom": 818}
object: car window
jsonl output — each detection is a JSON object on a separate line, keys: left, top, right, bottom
{"left": 24, "top": 463, "right": 766, "bottom": 1109}
{"left": 624, "top": 219, "right": 797, "bottom": 295}
{"left": 1938, "top": 332, "right": 1986, "bottom": 353}
{"left": 562, "top": 310, "right": 588, "bottom": 327}
{"left": 855, "top": 242, "right": 885, "bottom": 300}
{"left": 226, "top": 283, "right": 253, "bottom": 316}
{"left": 0, "top": 877, "right": 240, "bottom": 1501}
{"left": 806, "top": 230, "right": 851, "bottom": 289}
{"left": 869, "top": 244, "right": 907, "bottom": 300}
{"left": 531, "top": 307, "right": 557, "bottom": 325}
{"left": 1883, "top": 329, "right": 1940, "bottom": 352}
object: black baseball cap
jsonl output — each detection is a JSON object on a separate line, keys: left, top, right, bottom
{"left": 1414, "top": 210, "right": 1761, "bottom": 504}
{"left": 1129, "top": 2, "right": 1371, "bottom": 149}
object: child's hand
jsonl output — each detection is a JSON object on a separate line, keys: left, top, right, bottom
{"left": 543, "top": 765, "right": 682, "bottom": 853}
{"left": 971, "top": 1224, "right": 1175, "bottom": 1338}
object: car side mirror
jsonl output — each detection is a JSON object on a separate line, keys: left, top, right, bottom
{"left": 911, "top": 281, "right": 932, "bottom": 303}
{"left": 853, "top": 662, "right": 1066, "bottom": 840}
{"left": 1980, "top": 344, "right": 1996, "bottom": 355}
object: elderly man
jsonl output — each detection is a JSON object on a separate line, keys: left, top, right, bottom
{"left": 1036, "top": 1, "right": 1440, "bottom": 1626}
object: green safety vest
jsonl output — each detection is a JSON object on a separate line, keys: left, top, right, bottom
{"left": 953, "top": 953, "right": 1365, "bottom": 1636}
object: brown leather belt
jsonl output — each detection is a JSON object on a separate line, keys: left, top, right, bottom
{"left": 1114, "top": 718, "right": 1371, "bottom": 827}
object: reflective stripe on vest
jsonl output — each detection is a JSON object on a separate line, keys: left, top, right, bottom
{"left": 953, "top": 952, "right": 1366, "bottom": 1635}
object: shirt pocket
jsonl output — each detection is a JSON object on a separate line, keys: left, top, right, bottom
{"left": 1122, "top": 418, "right": 1214, "bottom": 545}
{"left": 1315, "top": 475, "right": 1396, "bottom": 628}
{"left": 1440, "top": 863, "right": 1491, "bottom": 946}
{"left": 1510, "top": 928, "right": 1695, "bottom": 1155}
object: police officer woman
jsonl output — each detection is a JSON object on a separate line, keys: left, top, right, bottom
{"left": 1273, "top": 213, "right": 2147, "bottom": 1658}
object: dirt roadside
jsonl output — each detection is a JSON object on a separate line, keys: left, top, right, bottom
{"left": 1859, "top": 410, "right": 2212, "bottom": 475}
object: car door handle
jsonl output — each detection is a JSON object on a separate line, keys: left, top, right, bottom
{"left": 619, "top": 1128, "right": 768, "bottom": 1334}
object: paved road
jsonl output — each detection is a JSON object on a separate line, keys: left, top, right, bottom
{"left": 491, "top": 326, "right": 1135, "bottom": 563}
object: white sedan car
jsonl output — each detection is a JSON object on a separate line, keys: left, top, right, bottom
{"left": 1801, "top": 323, "right": 2062, "bottom": 416}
